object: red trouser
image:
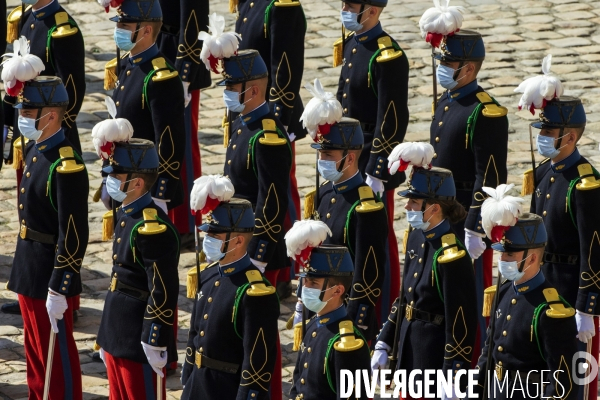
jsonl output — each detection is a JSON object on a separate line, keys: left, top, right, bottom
{"left": 19, "top": 294, "right": 82, "bottom": 400}
{"left": 280, "top": 141, "right": 301, "bottom": 283}
{"left": 104, "top": 351, "right": 166, "bottom": 400}
{"left": 264, "top": 270, "right": 283, "bottom": 400}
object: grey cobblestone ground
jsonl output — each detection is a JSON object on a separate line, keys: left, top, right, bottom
{"left": 1, "top": 0, "right": 600, "bottom": 398}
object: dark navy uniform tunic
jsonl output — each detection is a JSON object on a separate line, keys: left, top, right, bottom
{"left": 112, "top": 44, "right": 186, "bottom": 209}
{"left": 223, "top": 103, "right": 292, "bottom": 270}
{"left": 97, "top": 192, "right": 180, "bottom": 364}
{"left": 530, "top": 149, "right": 600, "bottom": 314}
{"left": 316, "top": 172, "right": 388, "bottom": 340}
{"left": 378, "top": 220, "right": 477, "bottom": 392}
{"left": 181, "top": 254, "right": 280, "bottom": 400}
{"left": 336, "top": 23, "right": 409, "bottom": 191}
{"left": 8, "top": 129, "right": 89, "bottom": 299}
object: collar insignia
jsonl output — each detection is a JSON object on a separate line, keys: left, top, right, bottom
{"left": 37, "top": 145, "right": 47, "bottom": 151}
{"left": 426, "top": 233, "right": 435, "bottom": 239}
{"left": 224, "top": 267, "right": 235, "bottom": 274}
{"left": 555, "top": 164, "right": 565, "bottom": 170}
{"left": 319, "top": 318, "right": 330, "bottom": 324}
{"left": 337, "top": 185, "right": 347, "bottom": 191}
{"left": 517, "top": 286, "right": 529, "bottom": 292}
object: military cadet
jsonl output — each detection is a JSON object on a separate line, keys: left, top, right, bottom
{"left": 286, "top": 220, "right": 372, "bottom": 400}
{"left": 372, "top": 157, "right": 478, "bottom": 397}
{"left": 95, "top": 137, "right": 180, "bottom": 399}
{"left": 233, "top": 0, "right": 307, "bottom": 299}
{"left": 475, "top": 207, "right": 578, "bottom": 400}
{"left": 156, "top": 0, "right": 211, "bottom": 244}
{"left": 181, "top": 178, "right": 279, "bottom": 400}
{"left": 335, "top": 0, "right": 409, "bottom": 325}
{"left": 306, "top": 114, "right": 387, "bottom": 341}
{"left": 526, "top": 95, "right": 600, "bottom": 399}
{"left": 101, "top": 0, "right": 185, "bottom": 216}
{"left": 7, "top": 76, "right": 88, "bottom": 399}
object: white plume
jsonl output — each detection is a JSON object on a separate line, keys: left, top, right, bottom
{"left": 198, "top": 13, "right": 241, "bottom": 72}
{"left": 480, "top": 184, "right": 525, "bottom": 241}
{"left": 284, "top": 220, "right": 332, "bottom": 260}
{"left": 514, "top": 55, "right": 563, "bottom": 114}
{"left": 388, "top": 142, "right": 435, "bottom": 175}
{"left": 190, "top": 175, "right": 235, "bottom": 214}
{"left": 91, "top": 97, "right": 134, "bottom": 159}
{"left": 419, "top": 0, "right": 465, "bottom": 39}
{"left": 1, "top": 36, "right": 44, "bottom": 90}
{"left": 299, "top": 79, "right": 343, "bottom": 140}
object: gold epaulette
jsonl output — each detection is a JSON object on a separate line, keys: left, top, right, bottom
{"left": 7, "top": 5, "right": 31, "bottom": 43}
{"left": 376, "top": 36, "right": 403, "bottom": 63}
{"left": 334, "top": 321, "right": 364, "bottom": 352}
{"left": 437, "top": 233, "right": 467, "bottom": 264}
{"left": 102, "top": 211, "right": 114, "bottom": 242}
{"left": 475, "top": 92, "right": 508, "bottom": 118}
{"left": 104, "top": 58, "right": 118, "bottom": 90}
{"left": 186, "top": 260, "right": 215, "bottom": 299}
{"left": 332, "top": 32, "right": 352, "bottom": 68}
{"left": 56, "top": 147, "right": 84, "bottom": 174}
{"left": 12, "top": 137, "right": 29, "bottom": 170}
{"left": 402, "top": 228, "right": 409, "bottom": 253}
{"left": 275, "top": 0, "right": 301, "bottom": 6}
{"left": 245, "top": 270, "right": 276, "bottom": 296}
{"left": 521, "top": 168, "right": 534, "bottom": 196}
{"left": 222, "top": 112, "right": 230, "bottom": 149}
{"left": 356, "top": 186, "right": 384, "bottom": 213}
{"left": 303, "top": 189, "right": 316, "bottom": 220}
{"left": 51, "top": 12, "right": 78, "bottom": 38}
{"left": 259, "top": 119, "right": 287, "bottom": 145}
{"left": 482, "top": 285, "right": 497, "bottom": 317}
{"left": 137, "top": 208, "right": 167, "bottom": 235}
{"left": 576, "top": 164, "right": 600, "bottom": 191}
{"left": 543, "top": 288, "right": 575, "bottom": 318}
{"left": 229, "top": 0, "right": 238, "bottom": 13}
{"left": 151, "top": 57, "right": 178, "bottom": 82}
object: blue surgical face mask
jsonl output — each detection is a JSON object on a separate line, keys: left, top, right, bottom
{"left": 536, "top": 133, "right": 568, "bottom": 159}
{"left": 317, "top": 155, "right": 348, "bottom": 182}
{"left": 106, "top": 175, "right": 137, "bottom": 203}
{"left": 498, "top": 254, "right": 533, "bottom": 281}
{"left": 301, "top": 285, "right": 338, "bottom": 314}
{"left": 340, "top": 8, "right": 371, "bottom": 32}
{"left": 114, "top": 27, "right": 142, "bottom": 52}
{"left": 436, "top": 64, "right": 468, "bottom": 90}
{"left": 202, "top": 235, "right": 237, "bottom": 262}
{"left": 223, "top": 88, "right": 252, "bottom": 113}
{"left": 18, "top": 113, "right": 49, "bottom": 141}
{"left": 406, "top": 204, "right": 434, "bottom": 231}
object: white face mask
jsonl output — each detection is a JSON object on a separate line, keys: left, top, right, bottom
{"left": 18, "top": 112, "right": 51, "bottom": 141}
{"left": 406, "top": 204, "right": 434, "bottom": 230}
{"left": 498, "top": 254, "right": 533, "bottom": 281}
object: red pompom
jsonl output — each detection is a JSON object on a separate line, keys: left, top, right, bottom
{"left": 6, "top": 80, "right": 24, "bottom": 97}
{"left": 318, "top": 123, "right": 332, "bottom": 135}
{"left": 110, "top": 0, "right": 123, "bottom": 7}
{"left": 100, "top": 141, "right": 113, "bottom": 159}
{"left": 426, "top": 32, "right": 444, "bottom": 48}
{"left": 200, "top": 196, "right": 220, "bottom": 215}
{"left": 491, "top": 225, "right": 510, "bottom": 243}
{"left": 208, "top": 55, "right": 220, "bottom": 74}
{"left": 295, "top": 246, "right": 314, "bottom": 267}
{"left": 398, "top": 159, "right": 410, "bottom": 172}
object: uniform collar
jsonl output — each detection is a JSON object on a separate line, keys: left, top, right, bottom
{"left": 551, "top": 148, "right": 580, "bottom": 173}
{"left": 35, "top": 128, "right": 64, "bottom": 153}
{"left": 32, "top": 0, "right": 60, "bottom": 20}
{"left": 121, "top": 192, "right": 152, "bottom": 215}
{"left": 129, "top": 44, "right": 159, "bottom": 66}
{"left": 219, "top": 253, "right": 252, "bottom": 277}
{"left": 446, "top": 80, "right": 478, "bottom": 102}
{"left": 353, "top": 22, "right": 383, "bottom": 44}
{"left": 240, "top": 102, "right": 270, "bottom": 126}
{"left": 316, "top": 305, "right": 347, "bottom": 328}
{"left": 513, "top": 270, "right": 545, "bottom": 295}
{"left": 333, "top": 172, "right": 363, "bottom": 194}
{"left": 421, "top": 219, "right": 450, "bottom": 242}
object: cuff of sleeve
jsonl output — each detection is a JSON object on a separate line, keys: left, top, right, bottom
{"left": 577, "top": 292, "right": 599, "bottom": 314}
{"left": 368, "top": 156, "right": 389, "bottom": 181}
{"left": 354, "top": 303, "right": 369, "bottom": 327}
{"left": 153, "top": 177, "right": 169, "bottom": 199}
{"left": 49, "top": 270, "right": 75, "bottom": 296}
{"left": 179, "top": 61, "right": 192, "bottom": 82}
{"left": 464, "top": 207, "right": 484, "bottom": 235}
{"left": 146, "top": 322, "right": 162, "bottom": 346}
{"left": 252, "top": 240, "right": 269, "bottom": 263}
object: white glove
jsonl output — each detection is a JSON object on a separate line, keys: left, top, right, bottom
{"left": 99, "top": 347, "right": 107, "bottom": 366}
{"left": 293, "top": 301, "right": 303, "bottom": 325}
{"left": 183, "top": 82, "right": 192, "bottom": 108}
{"left": 576, "top": 311, "right": 595, "bottom": 343}
{"left": 153, "top": 198, "right": 168, "bottom": 214}
{"left": 366, "top": 175, "right": 385, "bottom": 197}
{"left": 464, "top": 229, "right": 486, "bottom": 259}
{"left": 371, "top": 341, "right": 391, "bottom": 374}
{"left": 250, "top": 258, "right": 267, "bottom": 273}
{"left": 101, "top": 178, "right": 112, "bottom": 211}
{"left": 442, "top": 384, "right": 459, "bottom": 400}
{"left": 141, "top": 342, "right": 168, "bottom": 377}
{"left": 46, "top": 290, "right": 68, "bottom": 333}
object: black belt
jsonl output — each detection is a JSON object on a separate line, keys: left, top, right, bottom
{"left": 109, "top": 275, "right": 149, "bottom": 301}
{"left": 195, "top": 351, "right": 239, "bottom": 374}
{"left": 19, "top": 224, "right": 57, "bottom": 245}
{"left": 454, "top": 181, "right": 475, "bottom": 191}
{"left": 405, "top": 305, "right": 444, "bottom": 326}
{"left": 543, "top": 252, "right": 579, "bottom": 265}
{"left": 161, "top": 24, "right": 180, "bottom": 35}
{"left": 360, "top": 123, "right": 376, "bottom": 133}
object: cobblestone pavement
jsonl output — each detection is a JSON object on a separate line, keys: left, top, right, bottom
{"left": 1, "top": 0, "right": 600, "bottom": 398}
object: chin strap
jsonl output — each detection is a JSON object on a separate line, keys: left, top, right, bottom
{"left": 452, "top": 61, "right": 465, "bottom": 82}
{"left": 319, "top": 278, "right": 330, "bottom": 301}
{"left": 518, "top": 249, "right": 530, "bottom": 273}
{"left": 122, "top": 173, "right": 133, "bottom": 193}
{"left": 555, "top": 127, "right": 565, "bottom": 151}
{"left": 356, "top": 4, "right": 365, "bottom": 24}
{"left": 131, "top": 22, "right": 142, "bottom": 44}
